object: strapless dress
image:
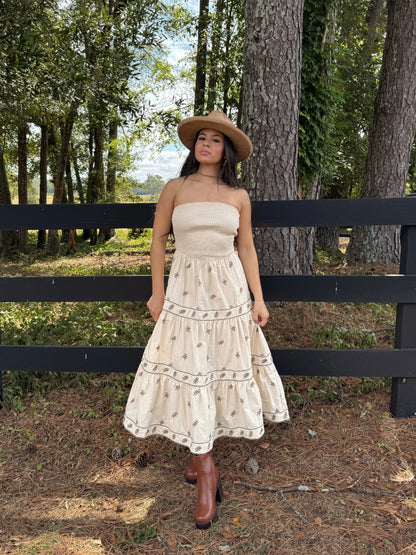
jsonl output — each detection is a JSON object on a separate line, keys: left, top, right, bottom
{"left": 123, "top": 202, "right": 289, "bottom": 454}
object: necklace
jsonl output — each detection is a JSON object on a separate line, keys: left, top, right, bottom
{"left": 197, "top": 170, "right": 219, "bottom": 179}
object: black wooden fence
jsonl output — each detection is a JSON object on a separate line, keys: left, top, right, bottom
{"left": 1, "top": 198, "right": 416, "bottom": 417}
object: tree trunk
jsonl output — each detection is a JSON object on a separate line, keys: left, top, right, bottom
{"left": 206, "top": 0, "right": 224, "bottom": 112}
{"left": 298, "top": 174, "right": 322, "bottom": 274}
{"left": 66, "top": 158, "right": 74, "bottom": 204}
{"left": 241, "top": 0, "right": 304, "bottom": 275}
{"left": 0, "top": 143, "right": 18, "bottom": 256}
{"left": 100, "top": 118, "right": 117, "bottom": 241}
{"left": 194, "top": 0, "right": 210, "bottom": 115}
{"left": 222, "top": 3, "right": 233, "bottom": 115}
{"left": 71, "top": 147, "right": 85, "bottom": 204}
{"left": 363, "top": 0, "right": 386, "bottom": 54}
{"left": 86, "top": 122, "right": 105, "bottom": 245}
{"left": 18, "top": 119, "right": 28, "bottom": 252}
{"left": 347, "top": 0, "right": 416, "bottom": 264}
{"left": 37, "top": 123, "right": 48, "bottom": 249}
{"left": 316, "top": 184, "right": 340, "bottom": 251}
{"left": 316, "top": 226, "right": 339, "bottom": 250}
{"left": 298, "top": 0, "right": 337, "bottom": 273}
{"left": 48, "top": 103, "right": 77, "bottom": 255}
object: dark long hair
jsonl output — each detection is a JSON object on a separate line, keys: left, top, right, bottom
{"left": 179, "top": 130, "right": 239, "bottom": 188}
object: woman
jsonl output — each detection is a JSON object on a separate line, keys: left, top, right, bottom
{"left": 124, "top": 111, "right": 289, "bottom": 529}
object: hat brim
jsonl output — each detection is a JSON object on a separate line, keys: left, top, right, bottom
{"left": 177, "top": 116, "right": 253, "bottom": 162}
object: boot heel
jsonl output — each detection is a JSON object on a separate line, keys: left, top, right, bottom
{"left": 216, "top": 478, "right": 224, "bottom": 503}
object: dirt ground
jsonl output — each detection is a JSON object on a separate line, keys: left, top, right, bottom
{"left": 0, "top": 374, "right": 415, "bottom": 554}
{"left": 0, "top": 243, "right": 415, "bottom": 553}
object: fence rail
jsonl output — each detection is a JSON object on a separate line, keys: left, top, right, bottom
{"left": 1, "top": 199, "right": 416, "bottom": 417}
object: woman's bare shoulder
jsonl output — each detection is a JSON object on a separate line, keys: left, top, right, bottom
{"left": 158, "top": 177, "right": 185, "bottom": 201}
{"left": 162, "top": 177, "right": 186, "bottom": 192}
{"left": 233, "top": 187, "right": 251, "bottom": 210}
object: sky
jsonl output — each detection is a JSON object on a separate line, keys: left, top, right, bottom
{"left": 134, "top": 145, "right": 188, "bottom": 182}
{"left": 133, "top": 2, "right": 198, "bottom": 183}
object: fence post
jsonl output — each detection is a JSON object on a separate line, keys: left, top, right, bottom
{"left": 391, "top": 224, "right": 416, "bottom": 417}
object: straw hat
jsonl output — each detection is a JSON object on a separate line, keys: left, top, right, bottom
{"left": 177, "top": 110, "right": 253, "bottom": 162}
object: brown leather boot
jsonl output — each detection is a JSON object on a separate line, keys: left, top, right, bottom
{"left": 194, "top": 452, "right": 224, "bottom": 529}
{"left": 185, "top": 453, "right": 197, "bottom": 484}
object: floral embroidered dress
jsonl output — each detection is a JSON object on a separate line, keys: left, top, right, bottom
{"left": 123, "top": 202, "right": 289, "bottom": 453}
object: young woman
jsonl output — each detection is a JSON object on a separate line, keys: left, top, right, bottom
{"left": 124, "top": 111, "right": 289, "bottom": 529}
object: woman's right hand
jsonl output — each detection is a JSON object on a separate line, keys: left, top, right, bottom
{"left": 147, "top": 294, "right": 165, "bottom": 322}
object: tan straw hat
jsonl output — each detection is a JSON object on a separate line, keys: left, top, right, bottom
{"left": 177, "top": 110, "right": 253, "bottom": 162}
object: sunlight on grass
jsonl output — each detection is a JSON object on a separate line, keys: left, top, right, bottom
{"left": 15, "top": 532, "right": 105, "bottom": 555}
{"left": 17, "top": 494, "right": 156, "bottom": 526}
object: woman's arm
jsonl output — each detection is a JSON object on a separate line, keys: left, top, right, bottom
{"left": 236, "top": 190, "right": 269, "bottom": 326}
{"left": 147, "top": 180, "right": 178, "bottom": 321}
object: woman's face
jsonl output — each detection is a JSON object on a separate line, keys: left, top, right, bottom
{"left": 194, "top": 128, "right": 225, "bottom": 166}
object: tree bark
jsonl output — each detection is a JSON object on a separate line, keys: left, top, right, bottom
{"left": 194, "top": 0, "right": 210, "bottom": 115}
{"left": 347, "top": 0, "right": 416, "bottom": 264}
{"left": 100, "top": 118, "right": 117, "bottom": 241}
{"left": 206, "top": 0, "right": 224, "bottom": 112}
{"left": 363, "top": 0, "right": 386, "bottom": 54}
{"left": 48, "top": 102, "right": 78, "bottom": 254}
{"left": 18, "top": 119, "right": 28, "bottom": 252}
{"left": 66, "top": 158, "right": 74, "bottom": 204}
{"left": 298, "top": 174, "right": 321, "bottom": 273}
{"left": 71, "top": 147, "right": 85, "bottom": 204}
{"left": 86, "top": 122, "right": 105, "bottom": 245}
{"left": 222, "top": 3, "right": 233, "bottom": 115}
{"left": 316, "top": 225, "right": 339, "bottom": 250}
{"left": 37, "top": 123, "right": 48, "bottom": 249}
{"left": 241, "top": 0, "right": 304, "bottom": 275}
{"left": 0, "top": 143, "right": 18, "bottom": 256}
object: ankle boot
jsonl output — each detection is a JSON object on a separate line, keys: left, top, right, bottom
{"left": 185, "top": 453, "right": 198, "bottom": 484}
{"left": 194, "top": 452, "right": 224, "bottom": 529}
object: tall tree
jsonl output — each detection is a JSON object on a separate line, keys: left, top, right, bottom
{"left": 37, "top": 123, "right": 48, "bottom": 249}
{"left": 298, "top": 0, "right": 337, "bottom": 271}
{"left": 347, "top": 0, "right": 416, "bottom": 264}
{"left": 317, "top": 0, "right": 387, "bottom": 251}
{"left": 241, "top": 0, "right": 304, "bottom": 275}
{"left": 0, "top": 143, "right": 18, "bottom": 255}
{"left": 194, "top": 0, "right": 210, "bottom": 114}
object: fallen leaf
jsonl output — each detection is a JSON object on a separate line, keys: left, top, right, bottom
{"left": 167, "top": 537, "right": 177, "bottom": 549}
{"left": 391, "top": 466, "right": 414, "bottom": 484}
{"left": 259, "top": 443, "right": 270, "bottom": 449}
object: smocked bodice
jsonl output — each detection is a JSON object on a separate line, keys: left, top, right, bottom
{"left": 172, "top": 202, "right": 239, "bottom": 257}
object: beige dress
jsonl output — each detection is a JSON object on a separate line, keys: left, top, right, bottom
{"left": 123, "top": 202, "right": 289, "bottom": 454}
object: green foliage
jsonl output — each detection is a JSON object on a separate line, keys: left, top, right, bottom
{"left": 0, "top": 301, "right": 152, "bottom": 347}
{"left": 0, "top": 299, "right": 152, "bottom": 405}
{"left": 192, "top": 0, "right": 245, "bottom": 117}
{"left": 323, "top": 0, "right": 387, "bottom": 199}
{"left": 313, "top": 323, "right": 377, "bottom": 349}
{"left": 114, "top": 522, "right": 157, "bottom": 549}
{"left": 299, "top": 0, "right": 340, "bottom": 190}
{"left": 134, "top": 174, "right": 165, "bottom": 201}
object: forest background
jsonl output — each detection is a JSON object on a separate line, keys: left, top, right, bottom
{"left": 1, "top": 0, "right": 416, "bottom": 270}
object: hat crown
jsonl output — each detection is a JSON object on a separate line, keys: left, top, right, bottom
{"left": 205, "top": 110, "right": 233, "bottom": 126}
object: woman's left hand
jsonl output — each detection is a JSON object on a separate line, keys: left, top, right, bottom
{"left": 252, "top": 299, "right": 269, "bottom": 327}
